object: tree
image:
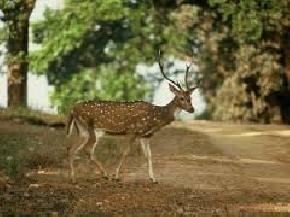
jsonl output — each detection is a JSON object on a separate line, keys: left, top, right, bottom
{"left": 215, "top": 0, "right": 289, "bottom": 123}
{"left": 30, "top": 0, "right": 195, "bottom": 113}
{"left": 0, "top": 0, "right": 36, "bottom": 107}
{"left": 30, "top": 0, "right": 153, "bottom": 113}
{"left": 187, "top": 0, "right": 290, "bottom": 123}
{"left": 153, "top": 0, "right": 289, "bottom": 123}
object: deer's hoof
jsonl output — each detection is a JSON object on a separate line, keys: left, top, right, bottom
{"left": 102, "top": 175, "right": 109, "bottom": 180}
{"left": 149, "top": 178, "right": 158, "bottom": 184}
{"left": 112, "top": 177, "right": 121, "bottom": 182}
{"left": 110, "top": 173, "right": 120, "bottom": 182}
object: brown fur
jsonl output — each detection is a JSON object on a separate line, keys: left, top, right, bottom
{"left": 68, "top": 84, "right": 195, "bottom": 138}
{"left": 70, "top": 100, "right": 174, "bottom": 137}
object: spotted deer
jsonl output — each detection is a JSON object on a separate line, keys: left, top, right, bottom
{"left": 67, "top": 52, "right": 198, "bottom": 184}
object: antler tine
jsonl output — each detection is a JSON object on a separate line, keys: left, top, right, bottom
{"left": 158, "top": 50, "right": 182, "bottom": 90}
{"left": 185, "top": 57, "right": 193, "bottom": 90}
{"left": 188, "top": 78, "right": 201, "bottom": 92}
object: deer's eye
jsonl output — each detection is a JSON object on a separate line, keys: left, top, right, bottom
{"left": 180, "top": 97, "right": 184, "bottom": 101}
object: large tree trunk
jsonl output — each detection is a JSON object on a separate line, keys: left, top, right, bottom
{"left": 2, "top": 0, "right": 36, "bottom": 108}
{"left": 7, "top": 18, "right": 29, "bottom": 107}
{"left": 284, "top": 27, "right": 290, "bottom": 88}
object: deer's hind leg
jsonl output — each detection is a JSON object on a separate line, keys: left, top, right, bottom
{"left": 83, "top": 130, "right": 108, "bottom": 179}
{"left": 68, "top": 122, "right": 89, "bottom": 184}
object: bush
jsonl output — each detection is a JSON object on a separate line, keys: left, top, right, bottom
{"left": 195, "top": 109, "right": 212, "bottom": 120}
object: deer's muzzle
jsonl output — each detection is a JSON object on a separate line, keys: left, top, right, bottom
{"left": 187, "top": 107, "right": 195, "bottom": 113}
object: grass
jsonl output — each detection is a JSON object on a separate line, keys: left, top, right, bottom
{"left": 0, "top": 132, "right": 30, "bottom": 179}
{"left": 0, "top": 119, "right": 141, "bottom": 180}
{"left": 0, "top": 122, "right": 67, "bottom": 180}
{"left": 0, "top": 107, "right": 214, "bottom": 180}
{"left": 0, "top": 107, "right": 67, "bottom": 179}
{"left": 0, "top": 107, "right": 65, "bottom": 126}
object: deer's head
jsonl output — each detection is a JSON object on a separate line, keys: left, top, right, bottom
{"left": 158, "top": 51, "right": 198, "bottom": 113}
{"left": 168, "top": 83, "right": 196, "bottom": 113}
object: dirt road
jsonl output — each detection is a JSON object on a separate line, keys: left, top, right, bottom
{"left": 155, "top": 121, "right": 290, "bottom": 192}
{"left": 0, "top": 120, "right": 289, "bottom": 216}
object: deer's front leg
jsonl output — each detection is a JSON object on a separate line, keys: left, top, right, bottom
{"left": 115, "top": 144, "right": 130, "bottom": 181}
{"left": 140, "top": 138, "right": 156, "bottom": 183}
{"left": 114, "top": 136, "right": 136, "bottom": 181}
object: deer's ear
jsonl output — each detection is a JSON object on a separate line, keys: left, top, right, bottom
{"left": 169, "top": 84, "right": 179, "bottom": 95}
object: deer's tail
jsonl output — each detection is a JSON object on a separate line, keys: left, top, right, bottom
{"left": 66, "top": 110, "right": 80, "bottom": 136}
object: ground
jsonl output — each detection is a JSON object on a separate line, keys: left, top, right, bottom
{"left": 0, "top": 119, "right": 290, "bottom": 216}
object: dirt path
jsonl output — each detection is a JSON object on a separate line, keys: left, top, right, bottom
{"left": 129, "top": 121, "right": 290, "bottom": 193}
{"left": 0, "top": 120, "right": 290, "bottom": 216}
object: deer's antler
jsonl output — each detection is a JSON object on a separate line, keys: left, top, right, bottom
{"left": 188, "top": 77, "right": 201, "bottom": 92}
{"left": 185, "top": 57, "right": 199, "bottom": 92}
{"left": 158, "top": 50, "right": 182, "bottom": 90}
{"left": 184, "top": 57, "right": 193, "bottom": 90}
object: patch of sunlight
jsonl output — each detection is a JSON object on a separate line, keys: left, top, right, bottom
{"left": 225, "top": 130, "right": 290, "bottom": 137}
{"left": 37, "top": 170, "right": 60, "bottom": 175}
{"left": 239, "top": 158, "right": 279, "bottom": 164}
{"left": 197, "top": 127, "right": 223, "bottom": 133}
{"left": 174, "top": 122, "right": 224, "bottom": 133}
{"left": 237, "top": 203, "right": 290, "bottom": 213}
{"left": 254, "top": 177, "right": 290, "bottom": 184}
{"left": 168, "top": 154, "right": 281, "bottom": 165}
{"left": 26, "top": 170, "right": 60, "bottom": 177}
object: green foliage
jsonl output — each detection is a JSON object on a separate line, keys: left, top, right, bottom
{"left": 97, "top": 65, "right": 148, "bottom": 101}
{"left": 1, "top": 0, "right": 283, "bottom": 122}
{"left": 30, "top": 0, "right": 128, "bottom": 73}
{"left": 208, "top": 0, "right": 284, "bottom": 42}
{"left": 194, "top": 109, "right": 212, "bottom": 120}
{"left": 51, "top": 67, "right": 148, "bottom": 114}
{"left": 0, "top": 26, "right": 8, "bottom": 44}
{"left": 30, "top": 1, "right": 139, "bottom": 112}
{"left": 50, "top": 68, "right": 97, "bottom": 114}
{"left": 196, "top": 0, "right": 288, "bottom": 122}
{"left": 31, "top": 0, "right": 194, "bottom": 113}
{"left": 0, "top": 0, "right": 35, "bottom": 36}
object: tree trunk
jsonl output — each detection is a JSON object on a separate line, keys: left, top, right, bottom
{"left": 7, "top": 17, "right": 29, "bottom": 107}
{"left": 284, "top": 31, "right": 290, "bottom": 88}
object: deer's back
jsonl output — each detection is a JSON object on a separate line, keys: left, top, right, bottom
{"left": 72, "top": 100, "right": 161, "bottom": 136}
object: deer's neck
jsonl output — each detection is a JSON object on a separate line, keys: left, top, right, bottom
{"left": 161, "top": 97, "right": 180, "bottom": 122}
